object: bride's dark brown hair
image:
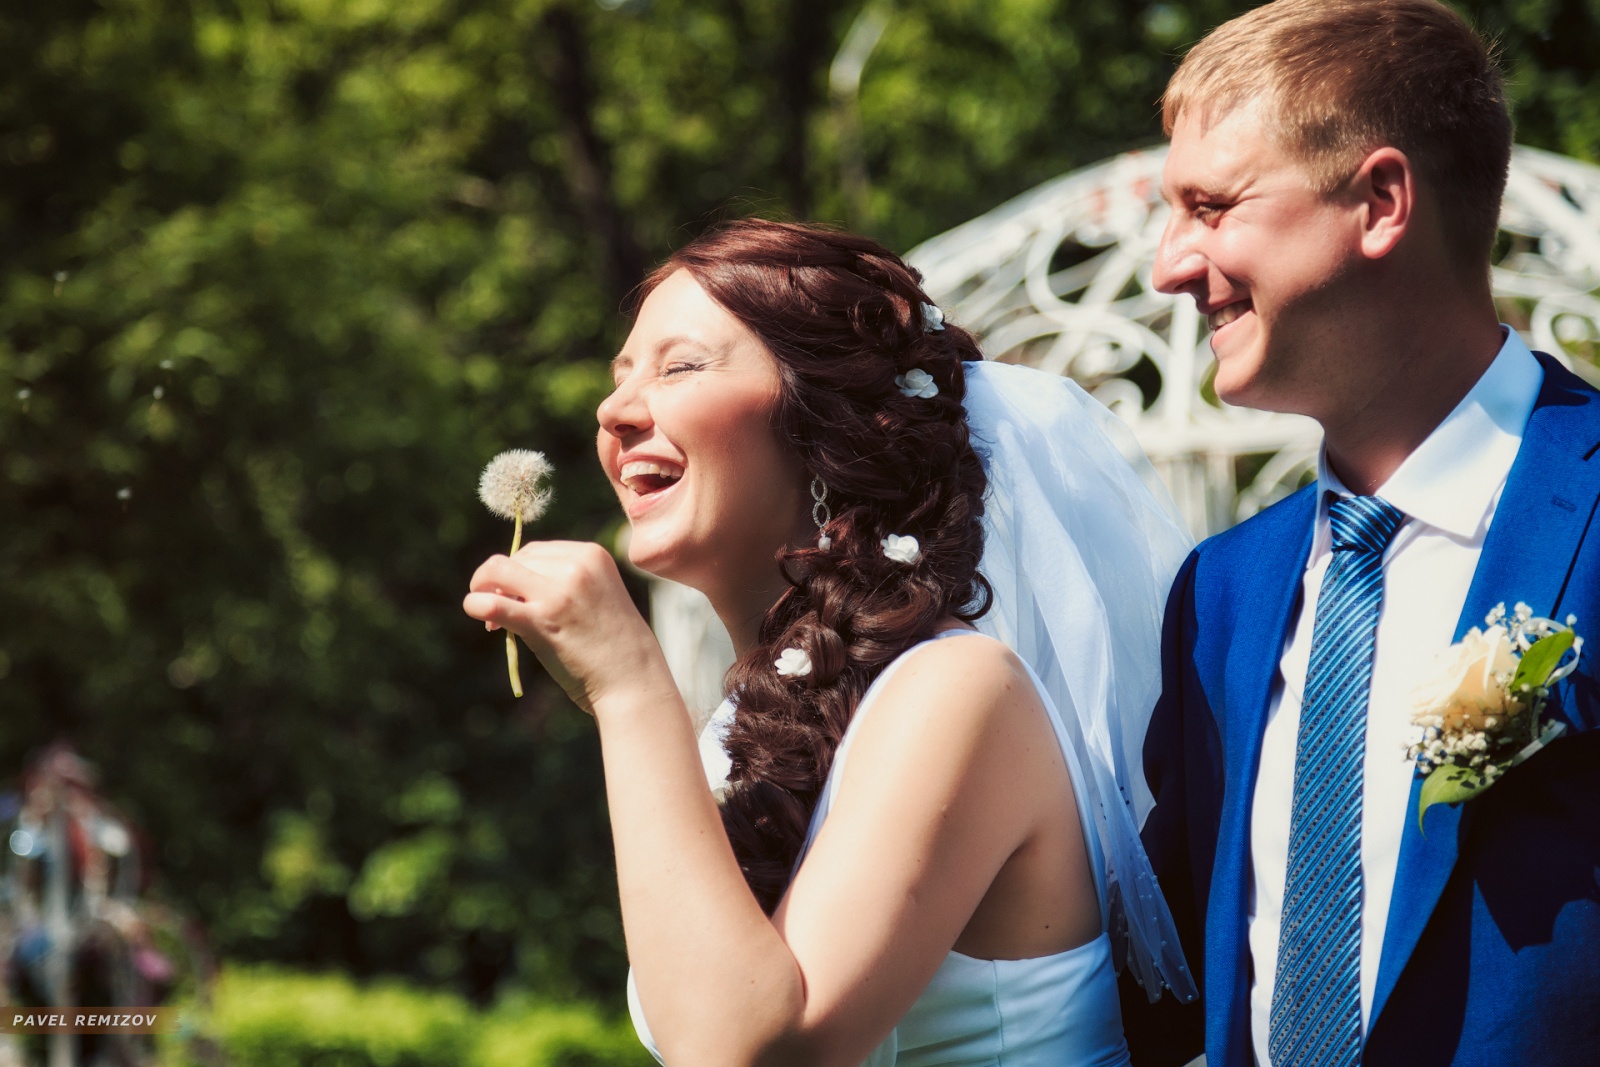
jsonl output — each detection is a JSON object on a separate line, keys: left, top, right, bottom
{"left": 634, "top": 218, "right": 991, "bottom": 912}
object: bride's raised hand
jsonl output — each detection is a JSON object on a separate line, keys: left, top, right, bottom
{"left": 463, "top": 541, "right": 673, "bottom": 716}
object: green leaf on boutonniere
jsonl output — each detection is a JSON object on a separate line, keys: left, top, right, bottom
{"left": 1418, "top": 765, "right": 1492, "bottom": 834}
{"left": 1511, "top": 629, "right": 1576, "bottom": 696}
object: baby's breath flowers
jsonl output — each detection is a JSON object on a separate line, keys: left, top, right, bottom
{"left": 478, "top": 450, "right": 554, "bottom": 698}
{"left": 1407, "top": 602, "right": 1582, "bottom": 830}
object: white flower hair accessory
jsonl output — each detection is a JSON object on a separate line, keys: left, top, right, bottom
{"left": 881, "top": 534, "right": 921, "bottom": 565}
{"left": 775, "top": 647, "right": 813, "bottom": 678}
{"left": 895, "top": 368, "right": 938, "bottom": 399}
{"left": 919, "top": 301, "right": 945, "bottom": 332}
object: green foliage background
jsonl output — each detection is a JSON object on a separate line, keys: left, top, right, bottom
{"left": 177, "top": 966, "right": 650, "bottom": 1066}
{"left": 3, "top": 0, "right": 1597, "bottom": 1006}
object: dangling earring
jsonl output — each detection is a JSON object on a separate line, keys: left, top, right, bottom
{"left": 811, "top": 476, "right": 833, "bottom": 550}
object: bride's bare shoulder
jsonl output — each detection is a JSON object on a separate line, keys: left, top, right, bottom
{"left": 852, "top": 629, "right": 1046, "bottom": 759}
{"left": 914, "top": 627, "right": 1026, "bottom": 682}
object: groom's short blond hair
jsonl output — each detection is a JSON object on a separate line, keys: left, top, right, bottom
{"left": 1163, "top": 0, "right": 1512, "bottom": 263}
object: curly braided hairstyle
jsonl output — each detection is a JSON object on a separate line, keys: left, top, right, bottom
{"left": 635, "top": 219, "right": 992, "bottom": 912}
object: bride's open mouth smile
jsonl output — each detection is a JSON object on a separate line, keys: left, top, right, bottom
{"left": 619, "top": 458, "right": 685, "bottom": 518}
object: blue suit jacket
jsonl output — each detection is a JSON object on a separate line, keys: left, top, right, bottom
{"left": 1121, "top": 354, "right": 1600, "bottom": 1066}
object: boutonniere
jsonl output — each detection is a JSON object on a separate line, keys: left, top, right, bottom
{"left": 1407, "top": 602, "right": 1583, "bottom": 831}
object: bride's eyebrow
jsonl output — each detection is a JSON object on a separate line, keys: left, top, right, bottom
{"left": 656, "top": 336, "right": 716, "bottom": 359}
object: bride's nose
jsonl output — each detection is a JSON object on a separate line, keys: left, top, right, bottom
{"left": 598, "top": 375, "right": 651, "bottom": 440}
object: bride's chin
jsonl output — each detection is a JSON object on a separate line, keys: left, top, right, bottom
{"left": 622, "top": 531, "right": 689, "bottom": 583}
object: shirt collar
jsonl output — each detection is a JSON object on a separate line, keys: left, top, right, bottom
{"left": 1314, "top": 326, "right": 1544, "bottom": 544}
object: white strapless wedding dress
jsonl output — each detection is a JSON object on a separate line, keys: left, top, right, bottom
{"left": 628, "top": 630, "right": 1132, "bottom": 1066}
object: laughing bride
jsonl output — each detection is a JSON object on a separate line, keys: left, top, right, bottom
{"left": 464, "top": 219, "right": 1195, "bottom": 1065}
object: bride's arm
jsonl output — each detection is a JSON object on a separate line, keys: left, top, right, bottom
{"left": 466, "top": 543, "right": 1070, "bottom": 1067}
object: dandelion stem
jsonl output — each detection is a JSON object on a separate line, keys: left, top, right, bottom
{"left": 480, "top": 449, "right": 549, "bottom": 699}
{"left": 507, "top": 508, "right": 524, "bottom": 698}
{"left": 507, "top": 633, "right": 522, "bottom": 698}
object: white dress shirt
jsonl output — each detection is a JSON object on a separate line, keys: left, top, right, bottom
{"left": 1247, "top": 329, "right": 1544, "bottom": 1066}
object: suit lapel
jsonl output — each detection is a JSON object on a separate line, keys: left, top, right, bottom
{"left": 1370, "top": 354, "right": 1600, "bottom": 1028}
{"left": 1207, "top": 487, "right": 1316, "bottom": 1067}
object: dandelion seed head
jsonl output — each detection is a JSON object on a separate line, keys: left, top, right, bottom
{"left": 479, "top": 449, "right": 553, "bottom": 521}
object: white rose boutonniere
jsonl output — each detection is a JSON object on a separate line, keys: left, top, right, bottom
{"left": 1407, "top": 602, "right": 1582, "bottom": 831}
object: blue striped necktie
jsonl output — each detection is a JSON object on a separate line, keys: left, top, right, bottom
{"left": 1269, "top": 494, "right": 1406, "bottom": 1067}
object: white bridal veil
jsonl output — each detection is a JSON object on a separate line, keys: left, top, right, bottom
{"left": 964, "top": 359, "right": 1199, "bottom": 1003}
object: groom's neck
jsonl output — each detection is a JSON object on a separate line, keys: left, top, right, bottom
{"left": 1317, "top": 277, "right": 1503, "bottom": 496}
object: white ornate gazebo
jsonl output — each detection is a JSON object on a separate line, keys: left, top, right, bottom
{"left": 654, "top": 144, "right": 1600, "bottom": 715}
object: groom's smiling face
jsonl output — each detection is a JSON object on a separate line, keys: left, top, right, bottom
{"left": 1155, "top": 99, "right": 1366, "bottom": 415}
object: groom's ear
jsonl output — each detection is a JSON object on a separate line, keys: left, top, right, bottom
{"left": 1352, "top": 146, "right": 1415, "bottom": 262}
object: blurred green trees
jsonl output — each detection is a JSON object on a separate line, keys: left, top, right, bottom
{"left": 4, "top": 0, "right": 1598, "bottom": 1004}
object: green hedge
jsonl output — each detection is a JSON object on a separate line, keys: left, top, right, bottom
{"left": 171, "top": 967, "right": 653, "bottom": 1067}
{"left": 475, "top": 995, "right": 652, "bottom": 1067}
